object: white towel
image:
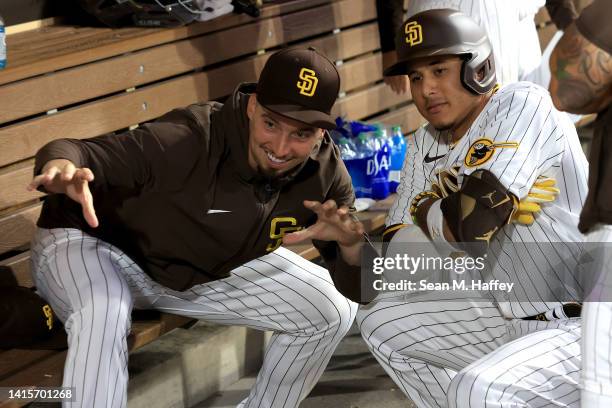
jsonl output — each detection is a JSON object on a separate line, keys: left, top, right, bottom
{"left": 193, "top": 0, "right": 233, "bottom": 11}
{"left": 197, "top": 3, "right": 234, "bottom": 21}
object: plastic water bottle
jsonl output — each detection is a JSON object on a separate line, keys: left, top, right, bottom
{"left": 368, "top": 129, "right": 391, "bottom": 199}
{"left": 347, "top": 133, "right": 374, "bottom": 198}
{"left": 0, "top": 14, "right": 6, "bottom": 69}
{"left": 354, "top": 133, "right": 374, "bottom": 158}
{"left": 350, "top": 121, "right": 377, "bottom": 139}
{"left": 366, "top": 130, "right": 381, "bottom": 152}
{"left": 337, "top": 137, "right": 357, "bottom": 160}
{"left": 388, "top": 126, "right": 407, "bottom": 193}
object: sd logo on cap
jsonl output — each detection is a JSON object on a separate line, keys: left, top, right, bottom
{"left": 256, "top": 47, "right": 340, "bottom": 130}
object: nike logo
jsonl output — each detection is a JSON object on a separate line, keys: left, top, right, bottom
{"left": 207, "top": 209, "right": 232, "bottom": 214}
{"left": 424, "top": 152, "right": 446, "bottom": 163}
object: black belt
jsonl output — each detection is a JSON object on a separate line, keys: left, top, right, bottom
{"left": 523, "top": 303, "right": 582, "bottom": 321}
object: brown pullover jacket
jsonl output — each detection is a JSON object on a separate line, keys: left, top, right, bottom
{"left": 35, "top": 83, "right": 373, "bottom": 302}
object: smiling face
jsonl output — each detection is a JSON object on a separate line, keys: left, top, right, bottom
{"left": 246, "top": 94, "right": 324, "bottom": 178}
{"left": 408, "top": 55, "right": 488, "bottom": 137}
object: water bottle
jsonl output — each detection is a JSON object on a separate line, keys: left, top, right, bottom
{"left": 354, "top": 133, "right": 374, "bottom": 158}
{"left": 0, "top": 14, "right": 6, "bottom": 69}
{"left": 347, "top": 133, "right": 374, "bottom": 198}
{"left": 368, "top": 129, "right": 391, "bottom": 199}
{"left": 337, "top": 137, "right": 357, "bottom": 160}
{"left": 389, "top": 126, "right": 407, "bottom": 193}
{"left": 366, "top": 130, "right": 381, "bottom": 152}
{"left": 350, "top": 121, "right": 377, "bottom": 139}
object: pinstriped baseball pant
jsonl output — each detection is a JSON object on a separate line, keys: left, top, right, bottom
{"left": 356, "top": 294, "right": 581, "bottom": 408}
{"left": 30, "top": 228, "right": 357, "bottom": 408}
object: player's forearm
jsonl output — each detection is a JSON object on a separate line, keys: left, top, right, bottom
{"left": 376, "top": 0, "right": 404, "bottom": 53}
{"left": 415, "top": 198, "right": 457, "bottom": 243}
{"left": 338, "top": 240, "right": 364, "bottom": 266}
{"left": 549, "top": 23, "right": 612, "bottom": 114}
{"left": 320, "top": 239, "right": 378, "bottom": 304}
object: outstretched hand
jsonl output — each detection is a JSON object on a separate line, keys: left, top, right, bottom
{"left": 27, "top": 159, "right": 98, "bottom": 228}
{"left": 282, "top": 200, "right": 365, "bottom": 248}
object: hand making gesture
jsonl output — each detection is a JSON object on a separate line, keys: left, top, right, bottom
{"left": 283, "top": 199, "right": 365, "bottom": 265}
{"left": 27, "top": 159, "right": 98, "bottom": 228}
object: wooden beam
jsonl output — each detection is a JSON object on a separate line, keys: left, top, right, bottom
{"left": 0, "top": 0, "right": 376, "bottom": 86}
{"left": 0, "top": 22, "right": 380, "bottom": 125}
{"left": 0, "top": 49, "right": 389, "bottom": 168}
{"left": 0, "top": 203, "right": 40, "bottom": 255}
{"left": 370, "top": 103, "right": 426, "bottom": 135}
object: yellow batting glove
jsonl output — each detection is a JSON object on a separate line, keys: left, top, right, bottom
{"left": 512, "top": 176, "right": 560, "bottom": 225}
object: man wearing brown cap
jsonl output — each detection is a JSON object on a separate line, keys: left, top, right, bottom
{"left": 27, "top": 47, "right": 366, "bottom": 408}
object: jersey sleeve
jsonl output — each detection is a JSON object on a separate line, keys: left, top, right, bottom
{"left": 385, "top": 125, "right": 430, "bottom": 227}
{"left": 461, "top": 83, "right": 567, "bottom": 199}
{"left": 34, "top": 107, "right": 211, "bottom": 193}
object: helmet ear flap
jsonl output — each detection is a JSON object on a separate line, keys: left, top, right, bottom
{"left": 460, "top": 53, "right": 496, "bottom": 95}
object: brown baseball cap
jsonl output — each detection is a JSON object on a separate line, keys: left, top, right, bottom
{"left": 0, "top": 286, "right": 65, "bottom": 349}
{"left": 256, "top": 47, "right": 340, "bottom": 130}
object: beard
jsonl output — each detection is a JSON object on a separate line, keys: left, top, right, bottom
{"left": 429, "top": 116, "right": 454, "bottom": 131}
{"left": 254, "top": 162, "right": 282, "bottom": 178}
{"left": 254, "top": 156, "right": 296, "bottom": 179}
{"left": 433, "top": 123, "right": 454, "bottom": 131}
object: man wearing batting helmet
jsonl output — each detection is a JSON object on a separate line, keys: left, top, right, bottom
{"left": 357, "top": 9, "right": 589, "bottom": 407}
{"left": 27, "top": 47, "right": 370, "bottom": 408}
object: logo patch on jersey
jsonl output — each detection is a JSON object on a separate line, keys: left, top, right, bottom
{"left": 266, "top": 217, "right": 303, "bottom": 252}
{"left": 423, "top": 152, "right": 446, "bottom": 163}
{"left": 405, "top": 21, "right": 423, "bottom": 46}
{"left": 42, "top": 304, "right": 53, "bottom": 330}
{"left": 207, "top": 209, "right": 232, "bottom": 214}
{"left": 464, "top": 139, "right": 519, "bottom": 167}
{"left": 297, "top": 68, "right": 318, "bottom": 97}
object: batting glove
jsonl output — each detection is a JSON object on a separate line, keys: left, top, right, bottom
{"left": 512, "top": 176, "right": 560, "bottom": 225}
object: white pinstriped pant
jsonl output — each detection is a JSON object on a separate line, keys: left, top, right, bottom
{"left": 357, "top": 293, "right": 581, "bottom": 408}
{"left": 30, "top": 228, "right": 357, "bottom": 408}
{"left": 582, "top": 225, "right": 612, "bottom": 407}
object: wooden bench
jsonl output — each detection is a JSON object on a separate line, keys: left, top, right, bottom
{"left": 0, "top": 1, "right": 409, "bottom": 406}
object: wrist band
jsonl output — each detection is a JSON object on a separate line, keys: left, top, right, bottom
{"left": 426, "top": 199, "right": 461, "bottom": 256}
{"left": 409, "top": 190, "right": 440, "bottom": 224}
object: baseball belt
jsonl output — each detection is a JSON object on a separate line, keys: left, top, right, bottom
{"left": 522, "top": 302, "right": 582, "bottom": 321}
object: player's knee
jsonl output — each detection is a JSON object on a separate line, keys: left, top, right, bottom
{"left": 355, "top": 303, "right": 386, "bottom": 347}
{"left": 447, "top": 367, "right": 488, "bottom": 408}
{"left": 82, "top": 279, "right": 133, "bottom": 323}
{"left": 355, "top": 306, "right": 369, "bottom": 334}
{"left": 309, "top": 293, "right": 357, "bottom": 335}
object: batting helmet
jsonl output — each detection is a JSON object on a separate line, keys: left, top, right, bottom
{"left": 383, "top": 9, "right": 496, "bottom": 95}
